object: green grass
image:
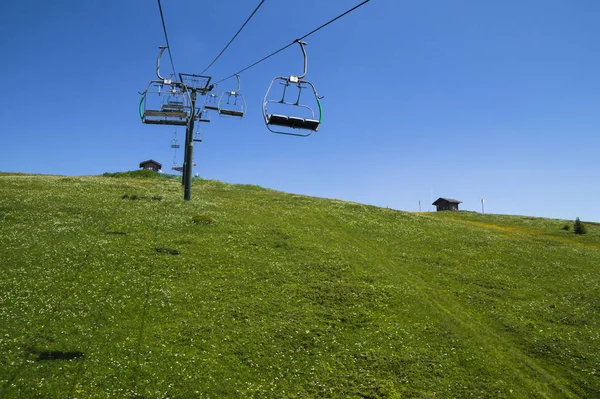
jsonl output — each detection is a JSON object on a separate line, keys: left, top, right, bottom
{"left": 0, "top": 174, "right": 599, "bottom": 398}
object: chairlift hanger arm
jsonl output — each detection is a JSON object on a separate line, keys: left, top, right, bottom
{"left": 232, "top": 74, "right": 241, "bottom": 94}
{"left": 293, "top": 40, "right": 308, "bottom": 81}
{"left": 156, "top": 46, "right": 170, "bottom": 82}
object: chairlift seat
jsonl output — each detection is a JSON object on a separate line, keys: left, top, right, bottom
{"left": 162, "top": 103, "right": 184, "bottom": 110}
{"left": 204, "top": 105, "right": 219, "bottom": 111}
{"left": 267, "top": 114, "right": 320, "bottom": 131}
{"left": 299, "top": 118, "right": 320, "bottom": 131}
{"left": 267, "top": 114, "right": 289, "bottom": 125}
{"left": 143, "top": 119, "right": 188, "bottom": 126}
{"left": 219, "top": 109, "right": 245, "bottom": 117}
{"left": 144, "top": 110, "right": 187, "bottom": 119}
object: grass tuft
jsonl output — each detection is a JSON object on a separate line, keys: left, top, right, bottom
{"left": 155, "top": 247, "right": 180, "bottom": 255}
{"left": 192, "top": 214, "right": 216, "bottom": 224}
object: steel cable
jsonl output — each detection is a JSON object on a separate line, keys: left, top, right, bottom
{"left": 215, "top": 0, "right": 372, "bottom": 83}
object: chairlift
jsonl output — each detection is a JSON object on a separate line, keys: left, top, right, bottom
{"left": 172, "top": 151, "right": 182, "bottom": 172}
{"left": 170, "top": 129, "right": 181, "bottom": 172}
{"left": 139, "top": 46, "right": 190, "bottom": 126}
{"left": 218, "top": 74, "right": 246, "bottom": 118}
{"left": 170, "top": 131, "right": 180, "bottom": 148}
{"left": 204, "top": 84, "right": 219, "bottom": 111}
{"left": 263, "top": 40, "right": 322, "bottom": 137}
{"left": 197, "top": 109, "right": 210, "bottom": 123}
{"left": 163, "top": 91, "right": 185, "bottom": 110}
{"left": 193, "top": 130, "right": 203, "bottom": 143}
{"left": 140, "top": 82, "right": 189, "bottom": 126}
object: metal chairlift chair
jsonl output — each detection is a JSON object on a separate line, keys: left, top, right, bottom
{"left": 170, "top": 131, "right": 180, "bottom": 148}
{"left": 218, "top": 75, "right": 246, "bottom": 118}
{"left": 140, "top": 82, "right": 189, "bottom": 126}
{"left": 204, "top": 84, "right": 219, "bottom": 111}
{"left": 139, "top": 46, "right": 190, "bottom": 126}
{"left": 197, "top": 109, "right": 210, "bottom": 123}
{"left": 263, "top": 40, "right": 322, "bottom": 137}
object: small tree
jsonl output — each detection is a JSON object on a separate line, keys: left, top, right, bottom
{"left": 573, "top": 217, "right": 587, "bottom": 235}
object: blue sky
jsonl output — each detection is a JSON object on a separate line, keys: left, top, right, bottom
{"left": 1, "top": 0, "right": 599, "bottom": 221}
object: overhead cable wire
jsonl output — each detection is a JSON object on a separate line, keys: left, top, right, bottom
{"left": 157, "top": 0, "right": 178, "bottom": 78}
{"left": 215, "top": 0, "right": 371, "bottom": 84}
{"left": 200, "top": 0, "right": 266, "bottom": 75}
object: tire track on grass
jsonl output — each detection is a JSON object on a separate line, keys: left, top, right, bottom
{"left": 320, "top": 209, "right": 578, "bottom": 397}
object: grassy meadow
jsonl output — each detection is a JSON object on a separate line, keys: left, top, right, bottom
{"left": 0, "top": 171, "right": 598, "bottom": 398}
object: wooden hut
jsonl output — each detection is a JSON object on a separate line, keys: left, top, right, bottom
{"left": 139, "top": 159, "right": 162, "bottom": 172}
{"left": 432, "top": 198, "right": 462, "bottom": 211}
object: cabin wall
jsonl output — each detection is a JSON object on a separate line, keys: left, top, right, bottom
{"left": 141, "top": 163, "right": 160, "bottom": 172}
{"left": 435, "top": 201, "right": 459, "bottom": 211}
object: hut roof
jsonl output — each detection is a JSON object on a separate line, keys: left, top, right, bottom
{"left": 432, "top": 198, "right": 462, "bottom": 205}
{"left": 139, "top": 159, "right": 162, "bottom": 169}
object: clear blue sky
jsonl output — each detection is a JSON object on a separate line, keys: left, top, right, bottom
{"left": 1, "top": 0, "right": 599, "bottom": 221}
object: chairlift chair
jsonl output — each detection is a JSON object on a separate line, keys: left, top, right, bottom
{"left": 140, "top": 81, "right": 189, "bottom": 126}
{"left": 170, "top": 131, "right": 180, "bottom": 148}
{"left": 204, "top": 84, "right": 219, "bottom": 111}
{"left": 263, "top": 41, "right": 322, "bottom": 137}
{"left": 197, "top": 109, "right": 210, "bottom": 123}
{"left": 218, "top": 74, "right": 246, "bottom": 118}
{"left": 139, "top": 46, "right": 191, "bottom": 126}
{"left": 172, "top": 148, "right": 182, "bottom": 173}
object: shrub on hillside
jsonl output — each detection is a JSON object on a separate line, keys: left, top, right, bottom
{"left": 561, "top": 224, "right": 571, "bottom": 231}
{"left": 573, "top": 217, "right": 587, "bottom": 235}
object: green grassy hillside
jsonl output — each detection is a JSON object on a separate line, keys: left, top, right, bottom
{"left": 0, "top": 172, "right": 598, "bottom": 398}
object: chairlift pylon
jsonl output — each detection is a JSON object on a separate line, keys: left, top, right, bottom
{"left": 263, "top": 40, "right": 322, "bottom": 137}
{"left": 218, "top": 74, "right": 246, "bottom": 118}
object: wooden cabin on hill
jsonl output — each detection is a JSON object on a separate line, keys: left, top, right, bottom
{"left": 139, "top": 159, "right": 162, "bottom": 172}
{"left": 433, "top": 198, "right": 462, "bottom": 211}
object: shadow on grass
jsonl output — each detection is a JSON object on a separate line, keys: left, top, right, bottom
{"left": 155, "top": 247, "right": 180, "bottom": 255}
{"left": 36, "top": 350, "right": 84, "bottom": 361}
